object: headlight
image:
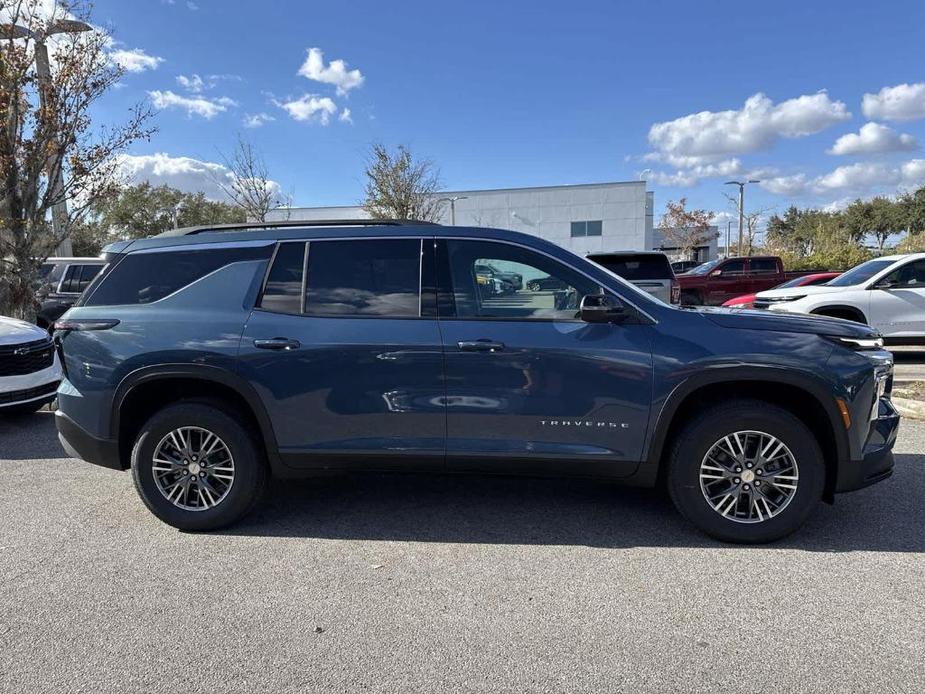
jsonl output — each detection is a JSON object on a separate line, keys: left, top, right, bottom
{"left": 760, "top": 295, "right": 806, "bottom": 303}
{"left": 825, "top": 335, "right": 884, "bottom": 350}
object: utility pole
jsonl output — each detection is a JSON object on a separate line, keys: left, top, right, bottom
{"left": 438, "top": 196, "right": 468, "bottom": 225}
{"left": 724, "top": 180, "right": 760, "bottom": 256}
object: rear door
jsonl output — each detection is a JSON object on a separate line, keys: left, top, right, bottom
{"left": 238, "top": 237, "right": 446, "bottom": 470}
{"left": 747, "top": 258, "right": 782, "bottom": 295}
{"left": 436, "top": 239, "right": 653, "bottom": 476}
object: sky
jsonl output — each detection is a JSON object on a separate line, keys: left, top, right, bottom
{"left": 85, "top": 0, "right": 925, "bottom": 227}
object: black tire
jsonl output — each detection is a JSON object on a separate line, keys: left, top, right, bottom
{"left": 130, "top": 401, "right": 267, "bottom": 531}
{"left": 679, "top": 290, "right": 701, "bottom": 306}
{"left": 667, "top": 399, "right": 825, "bottom": 543}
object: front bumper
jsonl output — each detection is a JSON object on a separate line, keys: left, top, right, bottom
{"left": 834, "top": 398, "right": 900, "bottom": 493}
{"left": 55, "top": 409, "right": 124, "bottom": 470}
{"left": 0, "top": 380, "right": 60, "bottom": 409}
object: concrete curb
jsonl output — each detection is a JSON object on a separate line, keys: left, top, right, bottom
{"left": 892, "top": 396, "right": 925, "bottom": 421}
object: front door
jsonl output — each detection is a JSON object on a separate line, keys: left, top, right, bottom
{"left": 436, "top": 239, "right": 654, "bottom": 476}
{"left": 238, "top": 238, "right": 446, "bottom": 469}
{"left": 707, "top": 258, "right": 748, "bottom": 304}
{"left": 869, "top": 259, "right": 925, "bottom": 338}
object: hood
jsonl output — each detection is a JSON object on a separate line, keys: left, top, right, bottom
{"left": 0, "top": 315, "right": 48, "bottom": 345}
{"left": 756, "top": 284, "right": 854, "bottom": 299}
{"left": 695, "top": 306, "right": 879, "bottom": 338}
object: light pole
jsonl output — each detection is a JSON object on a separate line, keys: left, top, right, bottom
{"left": 724, "top": 179, "right": 760, "bottom": 256}
{"left": 438, "top": 196, "right": 468, "bottom": 225}
{"left": 1, "top": 19, "right": 93, "bottom": 255}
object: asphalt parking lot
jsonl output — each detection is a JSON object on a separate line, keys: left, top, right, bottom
{"left": 1, "top": 412, "right": 923, "bottom": 693}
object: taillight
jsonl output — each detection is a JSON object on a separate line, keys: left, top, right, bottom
{"left": 53, "top": 319, "right": 120, "bottom": 332}
{"left": 670, "top": 279, "right": 680, "bottom": 304}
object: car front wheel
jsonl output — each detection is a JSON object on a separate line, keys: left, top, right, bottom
{"left": 667, "top": 399, "right": 824, "bottom": 543}
{"left": 130, "top": 401, "right": 267, "bottom": 531}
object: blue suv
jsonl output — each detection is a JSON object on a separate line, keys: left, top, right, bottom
{"left": 54, "top": 221, "right": 899, "bottom": 542}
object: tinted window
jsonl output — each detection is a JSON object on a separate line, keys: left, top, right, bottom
{"left": 588, "top": 254, "right": 673, "bottom": 280}
{"left": 446, "top": 240, "right": 601, "bottom": 320}
{"left": 750, "top": 258, "right": 778, "bottom": 274}
{"left": 259, "top": 242, "right": 305, "bottom": 314}
{"left": 305, "top": 239, "right": 421, "bottom": 317}
{"left": 721, "top": 260, "right": 746, "bottom": 275}
{"left": 570, "top": 220, "right": 603, "bottom": 238}
{"left": 827, "top": 259, "right": 895, "bottom": 287}
{"left": 883, "top": 260, "right": 925, "bottom": 287}
{"left": 85, "top": 246, "right": 270, "bottom": 306}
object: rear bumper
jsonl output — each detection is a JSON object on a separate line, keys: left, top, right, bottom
{"left": 55, "top": 409, "right": 124, "bottom": 471}
{"left": 835, "top": 402, "right": 900, "bottom": 493}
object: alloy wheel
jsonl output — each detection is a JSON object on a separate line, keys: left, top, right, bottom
{"left": 699, "top": 430, "right": 799, "bottom": 524}
{"left": 152, "top": 426, "right": 235, "bottom": 511}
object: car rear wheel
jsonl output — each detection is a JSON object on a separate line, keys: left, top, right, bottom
{"left": 130, "top": 401, "right": 267, "bottom": 531}
{"left": 667, "top": 399, "right": 824, "bottom": 543}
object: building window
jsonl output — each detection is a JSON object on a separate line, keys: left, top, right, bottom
{"left": 570, "top": 220, "right": 603, "bottom": 237}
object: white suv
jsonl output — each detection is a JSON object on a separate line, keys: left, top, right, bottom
{"left": 755, "top": 253, "right": 925, "bottom": 344}
{"left": 0, "top": 315, "right": 62, "bottom": 415}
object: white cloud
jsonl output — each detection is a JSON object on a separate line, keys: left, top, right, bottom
{"left": 297, "top": 47, "right": 364, "bottom": 95}
{"left": 758, "top": 158, "right": 925, "bottom": 198}
{"left": 647, "top": 158, "right": 743, "bottom": 187}
{"left": 338, "top": 108, "right": 353, "bottom": 124}
{"left": 176, "top": 73, "right": 205, "bottom": 92}
{"left": 116, "top": 152, "right": 282, "bottom": 202}
{"left": 647, "top": 91, "right": 850, "bottom": 165}
{"left": 828, "top": 122, "right": 918, "bottom": 155}
{"left": 274, "top": 94, "right": 338, "bottom": 124}
{"left": 111, "top": 48, "right": 164, "bottom": 73}
{"left": 243, "top": 112, "right": 275, "bottom": 128}
{"left": 187, "top": 1, "right": 199, "bottom": 9}
{"left": 148, "top": 90, "right": 237, "bottom": 119}
{"left": 862, "top": 83, "right": 925, "bottom": 122}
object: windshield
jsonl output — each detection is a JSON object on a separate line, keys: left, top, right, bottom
{"left": 686, "top": 258, "right": 724, "bottom": 275}
{"left": 826, "top": 259, "right": 895, "bottom": 287}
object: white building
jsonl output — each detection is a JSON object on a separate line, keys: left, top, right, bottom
{"left": 267, "top": 180, "right": 716, "bottom": 261}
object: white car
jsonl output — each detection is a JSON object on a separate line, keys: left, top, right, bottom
{"left": 755, "top": 252, "right": 925, "bottom": 344}
{"left": 0, "top": 315, "right": 62, "bottom": 415}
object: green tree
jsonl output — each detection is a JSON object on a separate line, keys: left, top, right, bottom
{"left": 363, "top": 143, "right": 444, "bottom": 221}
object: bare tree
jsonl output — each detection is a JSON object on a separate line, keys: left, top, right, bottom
{"left": 658, "top": 198, "right": 717, "bottom": 260}
{"left": 0, "top": 0, "right": 154, "bottom": 319}
{"left": 723, "top": 193, "right": 771, "bottom": 255}
{"left": 362, "top": 143, "right": 444, "bottom": 222}
{"left": 215, "top": 135, "right": 289, "bottom": 222}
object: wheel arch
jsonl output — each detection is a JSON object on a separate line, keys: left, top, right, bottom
{"left": 112, "top": 365, "right": 282, "bottom": 473}
{"left": 809, "top": 304, "right": 868, "bottom": 324}
{"left": 645, "top": 368, "right": 849, "bottom": 501}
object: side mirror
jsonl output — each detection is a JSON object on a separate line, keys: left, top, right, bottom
{"left": 874, "top": 279, "right": 899, "bottom": 290}
{"left": 710, "top": 269, "right": 723, "bottom": 277}
{"left": 580, "top": 294, "right": 628, "bottom": 323}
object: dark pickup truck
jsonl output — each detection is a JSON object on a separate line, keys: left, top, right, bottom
{"left": 677, "top": 255, "right": 815, "bottom": 306}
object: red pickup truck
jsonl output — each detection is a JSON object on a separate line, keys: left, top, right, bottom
{"left": 677, "top": 256, "right": 817, "bottom": 306}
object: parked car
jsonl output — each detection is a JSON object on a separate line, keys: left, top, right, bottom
{"left": 755, "top": 253, "right": 925, "bottom": 345}
{"left": 526, "top": 275, "right": 569, "bottom": 291}
{"left": 722, "top": 272, "right": 841, "bottom": 309}
{"left": 586, "top": 251, "right": 679, "bottom": 304}
{"left": 475, "top": 261, "right": 523, "bottom": 290}
{"left": 1, "top": 315, "right": 61, "bottom": 415}
{"left": 671, "top": 260, "right": 702, "bottom": 274}
{"left": 676, "top": 256, "right": 818, "bottom": 306}
{"left": 54, "top": 220, "right": 898, "bottom": 543}
{"left": 35, "top": 257, "right": 106, "bottom": 330}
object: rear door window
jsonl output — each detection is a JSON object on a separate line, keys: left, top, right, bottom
{"left": 749, "top": 258, "right": 778, "bottom": 274}
{"left": 589, "top": 254, "right": 673, "bottom": 280}
{"left": 304, "top": 239, "right": 422, "bottom": 317}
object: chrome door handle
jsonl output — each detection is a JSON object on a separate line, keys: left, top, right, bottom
{"left": 457, "top": 339, "right": 505, "bottom": 353}
{"left": 253, "top": 337, "right": 301, "bottom": 351}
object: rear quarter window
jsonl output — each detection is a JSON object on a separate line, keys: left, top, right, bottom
{"left": 83, "top": 245, "right": 270, "bottom": 306}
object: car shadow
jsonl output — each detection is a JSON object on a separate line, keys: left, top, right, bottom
{"left": 3, "top": 411, "right": 923, "bottom": 553}
{"left": 224, "top": 453, "right": 924, "bottom": 554}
